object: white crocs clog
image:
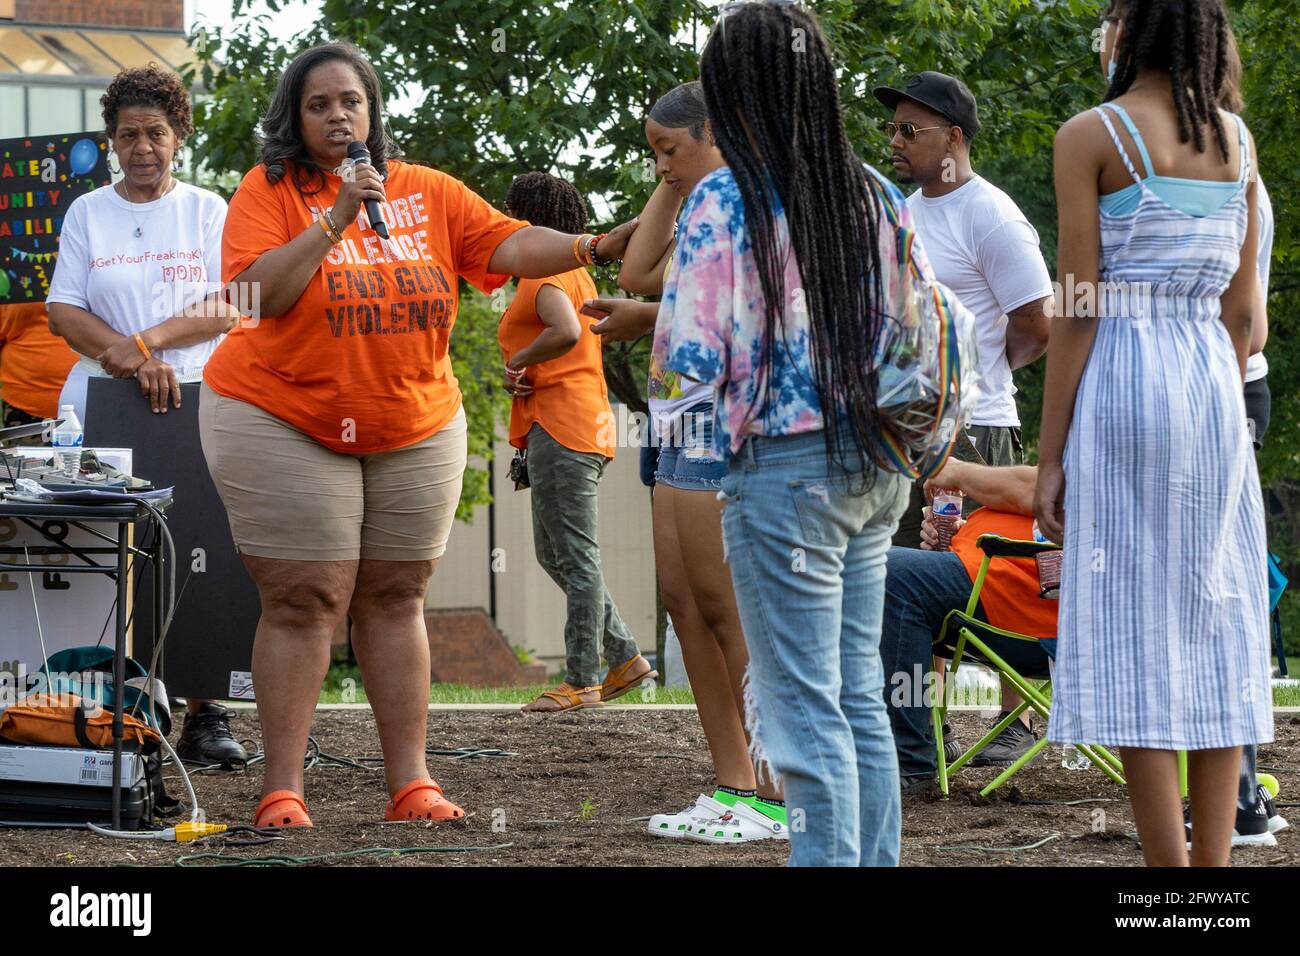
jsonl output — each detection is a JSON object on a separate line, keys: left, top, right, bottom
{"left": 647, "top": 793, "right": 733, "bottom": 839}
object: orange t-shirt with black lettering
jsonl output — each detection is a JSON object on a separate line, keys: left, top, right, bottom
{"left": 950, "top": 508, "right": 1057, "bottom": 639}
{"left": 204, "top": 160, "right": 528, "bottom": 453}
{"left": 498, "top": 269, "right": 614, "bottom": 458}
{"left": 0, "top": 303, "right": 78, "bottom": 419}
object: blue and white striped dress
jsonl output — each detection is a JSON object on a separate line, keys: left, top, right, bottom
{"left": 1047, "top": 104, "right": 1274, "bottom": 751}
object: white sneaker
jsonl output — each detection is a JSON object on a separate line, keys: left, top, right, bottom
{"left": 647, "top": 793, "right": 731, "bottom": 839}
{"left": 684, "top": 799, "right": 789, "bottom": 844}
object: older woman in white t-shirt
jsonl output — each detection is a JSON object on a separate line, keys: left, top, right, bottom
{"left": 47, "top": 64, "right": 238, "bottom": 420}
{"left": 44, "top": 64, "right": 246, "bottom": 769}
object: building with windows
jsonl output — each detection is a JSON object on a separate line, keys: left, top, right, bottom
{"left": 0, "top": 0, "right": 194, "bottom": 138}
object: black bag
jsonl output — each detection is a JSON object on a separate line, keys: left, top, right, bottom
{"left": 509, "top": 449, "right": 530, "bottom": 490}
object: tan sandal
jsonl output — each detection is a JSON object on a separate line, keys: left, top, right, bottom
{"left": 600, "top": 655, "right": 658, "bottom": 702}
{"left": 520, "top": 682, "right": 601, "bottom": 713}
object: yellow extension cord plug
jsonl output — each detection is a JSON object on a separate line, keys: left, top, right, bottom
{"left": 174, "top": 821, "right": 229, "bottom": 842}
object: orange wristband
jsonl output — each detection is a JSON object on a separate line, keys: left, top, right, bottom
{"left": 133, "top": 333, "right": 152, "bottom": 361}
{"left": 318, "top": 215, "right": 341, "bottom": 244}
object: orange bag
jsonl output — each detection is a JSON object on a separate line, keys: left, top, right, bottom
{"left": 0, "top": 693, "right": 162, "bottom": 754}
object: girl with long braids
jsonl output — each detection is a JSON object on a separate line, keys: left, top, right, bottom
{"left": 1034, "top": 0, "right": 1272, "bottom": 866}
{"left": 653, "top": 3, "right": 931, "bottom": 865}
{"left": 590, "top": 82, "right": 789, "bottom": 844}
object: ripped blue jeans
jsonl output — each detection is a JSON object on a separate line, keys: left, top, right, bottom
{"left": 719, "top": 427, "right": 909, "bottom": 866}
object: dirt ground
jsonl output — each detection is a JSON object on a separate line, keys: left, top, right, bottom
{"left": 1, "top": 708, "right": 1296, "bottom": 867}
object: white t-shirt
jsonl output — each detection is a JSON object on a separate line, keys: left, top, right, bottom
{"left": 907, "top": 176, "right": 1053, "bottom": 427}
{"left": 1245, "top": 177, "right": 1273, "bottom": 384}
{"left": 47, "top": 181, "right": 227, "bottom": 373}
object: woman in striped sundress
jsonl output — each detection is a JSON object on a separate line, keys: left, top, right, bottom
{"left": 1034, "top": 0, "right": 1272, "bottom": 866}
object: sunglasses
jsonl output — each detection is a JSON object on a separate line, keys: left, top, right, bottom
{"left": 883, "top": 120, "right": 952, "bottom": 141}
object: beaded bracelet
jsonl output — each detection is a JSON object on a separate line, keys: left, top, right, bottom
{"left": 589, "top": 233, "right": 612, "bottom": 266}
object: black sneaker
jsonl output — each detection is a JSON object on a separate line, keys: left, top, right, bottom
{"left": 1257, "top": 784, "right": 1290, "bottom": 835}
{"left": 176, "top": 702, "right": 248, "bottom": 769}
{"left": 901, "top": 774, "right": 936, "bottom": 796}
{"left": 969, "top": 713, "right": 1037, "bottom": 767}
{"left": 941, "top": 724, "right": 963, "bottom": 763}
{"left": 1184, "top": 789, "right": 1278, "bottom": 848}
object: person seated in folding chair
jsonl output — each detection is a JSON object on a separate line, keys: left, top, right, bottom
{"left": 880, "top": 458, "right": 1056, "bottom": 793}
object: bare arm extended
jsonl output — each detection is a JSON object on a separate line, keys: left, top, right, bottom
{"left": 1033, "top": 114, "right": 1107, "bottom": 544}
{"left": 618, "top": 180, "right": 681, "bottom": 295}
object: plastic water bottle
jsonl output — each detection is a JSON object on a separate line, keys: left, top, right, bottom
{"left": 1031, "top": 520, "right": 1062, "bottom": 599}
{"left": 1060, "top": 743, "right": 1091, "bottom": 771}
{"left": 51, "top": 404, "right": 83, "bottom": 477}
{"left": 931, "top": 490, "right": 963, "bottom": 551}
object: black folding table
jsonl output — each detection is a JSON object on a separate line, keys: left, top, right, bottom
{"left": 0, "top": 497, "right": 170, "bottom": 830}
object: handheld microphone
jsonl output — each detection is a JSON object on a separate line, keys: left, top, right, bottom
{"left": 346, "top": 140, "right": 389, "bottom": 239}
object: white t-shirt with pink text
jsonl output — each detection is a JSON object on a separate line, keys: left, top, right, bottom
{"left": 47, "top": 180, "right": 226, "bottom": 373}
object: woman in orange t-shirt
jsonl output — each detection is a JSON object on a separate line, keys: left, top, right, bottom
{"left": 197, "top": 43, "right": 635, "bottom": 828}
{"left": 0, "top": 303, "right": 77, "bottom": 426}
{"left": 497, "top": 173, "right": 654, "bottom": 714}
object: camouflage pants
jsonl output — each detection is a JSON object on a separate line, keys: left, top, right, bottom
{"left": 527, "top": 423, "right": 640, "bottom": 687}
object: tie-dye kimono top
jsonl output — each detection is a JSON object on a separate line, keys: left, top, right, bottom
{"left": 651, "top": 164, "right": 920, "bottom": 458}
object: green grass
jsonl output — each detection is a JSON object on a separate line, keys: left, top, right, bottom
{"left": 319, "top": 664, "right": 696, "bottom": 705}
{"left": 1275, "top": 662, "right": 1300, "bottom": 708}
{"left": 317, "top": 663, "right": 1298, "bottom": 707}
{"left": 940, "top": 669, "right": 1300, "bottom": 710}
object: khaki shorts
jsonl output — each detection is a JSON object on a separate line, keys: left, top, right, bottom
{"left": 198, "top": 382, "right": 467, "bottom": 562}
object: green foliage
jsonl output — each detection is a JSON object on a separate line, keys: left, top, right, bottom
{"left": 450, "top": 290, "right": 511, "bottom": 518}
{"left": 1232, "top": 1, "right": 1300, "bottom": 592}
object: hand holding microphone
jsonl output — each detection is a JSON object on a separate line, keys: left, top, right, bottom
{"left": 333, "top": 141, "right": 389, "bottom": 239}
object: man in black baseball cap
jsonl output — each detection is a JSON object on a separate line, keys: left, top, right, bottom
{"left": 873, "top": 71, "right": 983, "bottom": 190}
{"left": 874, "top": 70, "right": 1054, "bottom": 777}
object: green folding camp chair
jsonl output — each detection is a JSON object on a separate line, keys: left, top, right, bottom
{"left": 932, "top": 533, "right": 1126, "bottom": 797}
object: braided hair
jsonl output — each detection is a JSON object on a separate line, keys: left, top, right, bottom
{"left": 700, "top": 2, "right": 885, "bottom": 484}
{"left": 1105, "top": 0, "right": 1233, "bottom": 162}
{"left": 1217, "top": 22, "right": 1244, "bottom": 112}
{"left": 504, "top": 172, "right": 587, "bottom": 233}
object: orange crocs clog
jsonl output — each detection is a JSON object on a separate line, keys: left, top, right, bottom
{"left": 384, "top": 778, "right": 466, "bottom": 822}
{"left": 254, "top": 789, "right": 314, "bottom": 828}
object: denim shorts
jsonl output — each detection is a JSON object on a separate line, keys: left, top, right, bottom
{"left": 654, "top": 401, "right": 727, "bottom": 491}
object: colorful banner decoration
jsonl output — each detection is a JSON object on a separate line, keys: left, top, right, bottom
{"left": 0, "top": 131, "right": 111, "bottom": 302}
